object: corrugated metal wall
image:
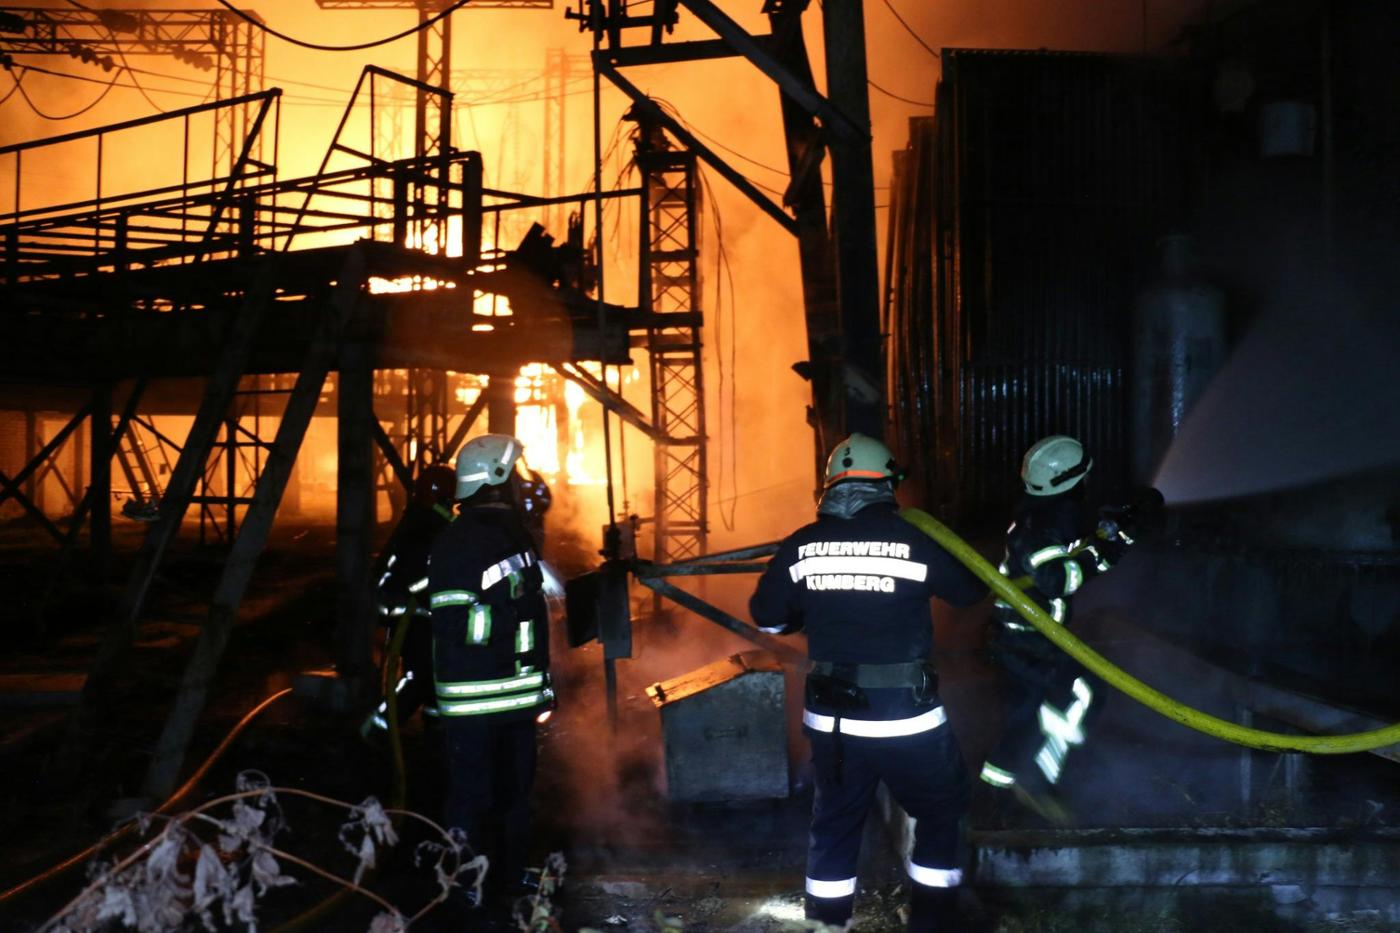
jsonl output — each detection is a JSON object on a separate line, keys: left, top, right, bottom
{"left": 886, "top": 50, "right": 1192, "bottom": 525}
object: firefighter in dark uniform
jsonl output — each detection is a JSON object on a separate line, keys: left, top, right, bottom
{"left": 361, "top": 465, "right": 457, "bottom": 737}
{"left": 751, "top": 434, "right": 987, "bottom": 932}
{"left": 427, "top": 434, "right": 553, "bottom": 908}
{"left": 978, "top": 435, "right": 1130, "bottom": 820}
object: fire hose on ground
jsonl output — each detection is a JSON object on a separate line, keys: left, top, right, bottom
{"left": 900, "top": 507, "right": 1400, "bottom": 755}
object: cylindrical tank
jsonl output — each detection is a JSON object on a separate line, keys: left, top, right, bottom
{"left": 1130, "top": 235, "right": 1227, "bottom": 484}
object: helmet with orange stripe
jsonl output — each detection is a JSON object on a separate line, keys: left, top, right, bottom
{"left": 823, "top": 433, "right": 905, "bottom": 489}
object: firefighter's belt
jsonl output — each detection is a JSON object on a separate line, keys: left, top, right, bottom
{"left": 808, "top": 660, "right": 934, "bottom": 689}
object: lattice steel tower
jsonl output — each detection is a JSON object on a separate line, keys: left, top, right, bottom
{"left": 634, "top": 118, "right": 708, "bottom": 562}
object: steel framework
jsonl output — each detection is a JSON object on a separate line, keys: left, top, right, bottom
{"left": 1, "top": 64, "right": 684, "bottom": 794}
{"left": 635, "top": 119, "right": 708, "bottom": 562}
{"left": 316, "top": 0, "right": 554, "bottom": 472}
{"left": 573, "top": 0, "right": 880, "bottom": 487}
{"left": 0, "top": 5, "right": 266, "bottom": 181}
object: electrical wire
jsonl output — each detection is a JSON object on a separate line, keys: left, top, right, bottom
{"left": 210, "top": 0, "right": 473, "bottom": 53}
{"left": 6, "top": 58, "right": 215, "bottom": 99}
{"left": 63, "top": 0, "right": 216, "bottom": 112}
{"left": 880, "top": 0, "right": 941, "bottom": 59}
{"left": 868, "top": 77, "right": 933, "bottom": 107}
{"left": 698, "top": 167, "right": 740, "bottom": 532}
{"left": 13, "top": 64, "right": 120, "bottom": 120}
{"left": 652, "top": 96, "right": 891, "bottom": 191}
{"left": 0, "top": 73, "right": 20, "bottom": 107}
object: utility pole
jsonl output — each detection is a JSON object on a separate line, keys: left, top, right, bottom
{"left": 821, "top": 0, "right": 883, "bottom": 440}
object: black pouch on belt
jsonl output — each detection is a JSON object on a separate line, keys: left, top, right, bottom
{"left": 806, "top": 671, "right": 870, "bottom": 713}
{"left": 806, "top": 673, "right": 867, "bottom": 787}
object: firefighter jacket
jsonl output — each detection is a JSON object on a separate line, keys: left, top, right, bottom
{"left": 750, "top": 498, "right": 986, "bottom": 726}
{"left": 375, "top": 501, "right": 455, "bottom": 620}
{"left": 427, "top": 502, "right": 552, "bottom": 722}
{"left": 993, "top": 492, "right": 1120, "bottom": 632}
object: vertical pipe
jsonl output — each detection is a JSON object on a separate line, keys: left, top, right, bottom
{"left": 604, "top": 655, "right": 618, "bottom": 733}
{"left": 95, "top": 134, "right": 103, "bottom": 258}
{"left": 592, "top": 8, "right": 616, "bottom": 532}
{"left": 224, "top": 414, "right": 236, "bottom": 539}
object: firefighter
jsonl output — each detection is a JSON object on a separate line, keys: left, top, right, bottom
{"left": 427, "top": 434, "right": 553, "bottom": 910}
{"left": 977, "top": 435, "right": 1130, "bottom": 821}
{"left": 751, "top": 433, "right": 987, "bottom": 932}
{"left": 361, "top": 464, "right": 457, "bottom": 737}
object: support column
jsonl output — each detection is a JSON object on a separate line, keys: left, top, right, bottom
{"left": 24, "top": 410, "right": 37, "bottom": 513}
{"left": 822, "top": 0, "right": 885, "bottom": 439}
{"left": 336, "top": 339, "right": 377, "bottom": 687}
{"left": 486, "top": 370, "right": 517, "bottom": 436}
{"left": 89, "top": 384, "right": 112, "bottom": 576}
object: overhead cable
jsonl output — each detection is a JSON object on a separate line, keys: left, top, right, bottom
{"left": 13, "top": 64, "right": 120, "bottom": 120}
{"left": 868, "top": 77, "right": 933, "bottom": 107}
{"left": 63, "top": 0, "right": 191, "bottom": 113}
{"left": 210, "top": 0, "right": 473, "bottom": 52}
{"left": 880, "top": 0, "right": 941, "bottom": 59}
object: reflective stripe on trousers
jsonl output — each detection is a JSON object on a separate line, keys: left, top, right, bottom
{"left": 907, "top": 861, "right": 962, "bottom": 888}
{"left": 802, "top": 705, "right": 946, "bottom": 738}
{"left": 805, "top": 876, "right": 856, "bottom": 899}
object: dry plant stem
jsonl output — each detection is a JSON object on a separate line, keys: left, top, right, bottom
{"left": 42, "top": 786, "right": 466, "bottom": 932}
{"left": 184, "top": 811, "right": 402, "bottom": 917}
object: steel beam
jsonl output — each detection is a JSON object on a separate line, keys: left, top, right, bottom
{"left": 635, "top": 575, "right": 805, "bottom": 666}
{"left": 821, "top": 0, "right": 884, "bottom": 438}
{"left": 556, "top": 362, "right": 659, "bottom": 440}
{"left": 676, "top": 0, "right": 860, "bottom": 141}
{"left": 336, "top": 311, "right": 377, "bottom": 689}
{"left": 603, "top": 36, "right": 763, "bottom": 68}
{"left": 595, "top": 61, "right": 798, "bottom": 237}
{"left": 74, "top": 259, "right": 280, "bottom": 739}
{"left": 142, "top": 247, "right": 368, "bottom": 799}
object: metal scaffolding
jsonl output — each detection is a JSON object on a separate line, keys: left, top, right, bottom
{"left": 635, "top": 121, "right": 708, "bottom": 562}
{"left": 0, "top": 5, "right": 267, "bottom": 181}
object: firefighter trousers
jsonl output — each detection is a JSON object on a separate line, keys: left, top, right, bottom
{"left": 443, "top": 716, "right": 538, "bottom": 888}
{"left": 805, "top": 719, "right": 969, "bottom": 931}
{"left": 984, "top": 629, "right": 1098, "bottom": 788}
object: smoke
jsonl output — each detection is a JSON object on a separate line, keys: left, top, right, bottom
{"left": 1153, "top": 300, "right": 1400, "bottom": 505}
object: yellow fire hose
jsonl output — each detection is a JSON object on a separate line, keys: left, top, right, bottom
{"left": 900, "top": 507, "right": 1400, "bottom": 755}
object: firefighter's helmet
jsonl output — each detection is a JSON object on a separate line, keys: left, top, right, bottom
{"left": 414, "top": 465, "right": 457, "bottom": 507}
{"left": 454, "top": 434, "right": 523, "bottom": 500}
{"left": 823, "top": 433, "right": 904, "bottom": 488}
{"left": 1021, "top": 435, "right": 1092, "bottom": 496}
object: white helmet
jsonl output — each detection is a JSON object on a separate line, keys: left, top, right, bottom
{"left": 824, "top": 433, "right": 903, "bottom": 489}
{"left": 1021, "top": 435, "right": 1092, "bottom": 496}
{"left": 455, "top": 434, "right": 523, "bottom": 500}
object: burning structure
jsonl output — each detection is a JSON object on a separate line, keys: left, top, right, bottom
{"left": 0, "top": 0, "right": 1398, "bottom": 930}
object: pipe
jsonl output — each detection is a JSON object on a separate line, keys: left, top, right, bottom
{"left": 899, "top": 508, "right": 1400, "bottom": 755}
{"left": 0, "top": 687, "right": 294, "bottom": 907}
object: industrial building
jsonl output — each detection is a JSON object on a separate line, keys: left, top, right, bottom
{"left": 0, "top": 0, "right": 1397, "bottom": 930}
